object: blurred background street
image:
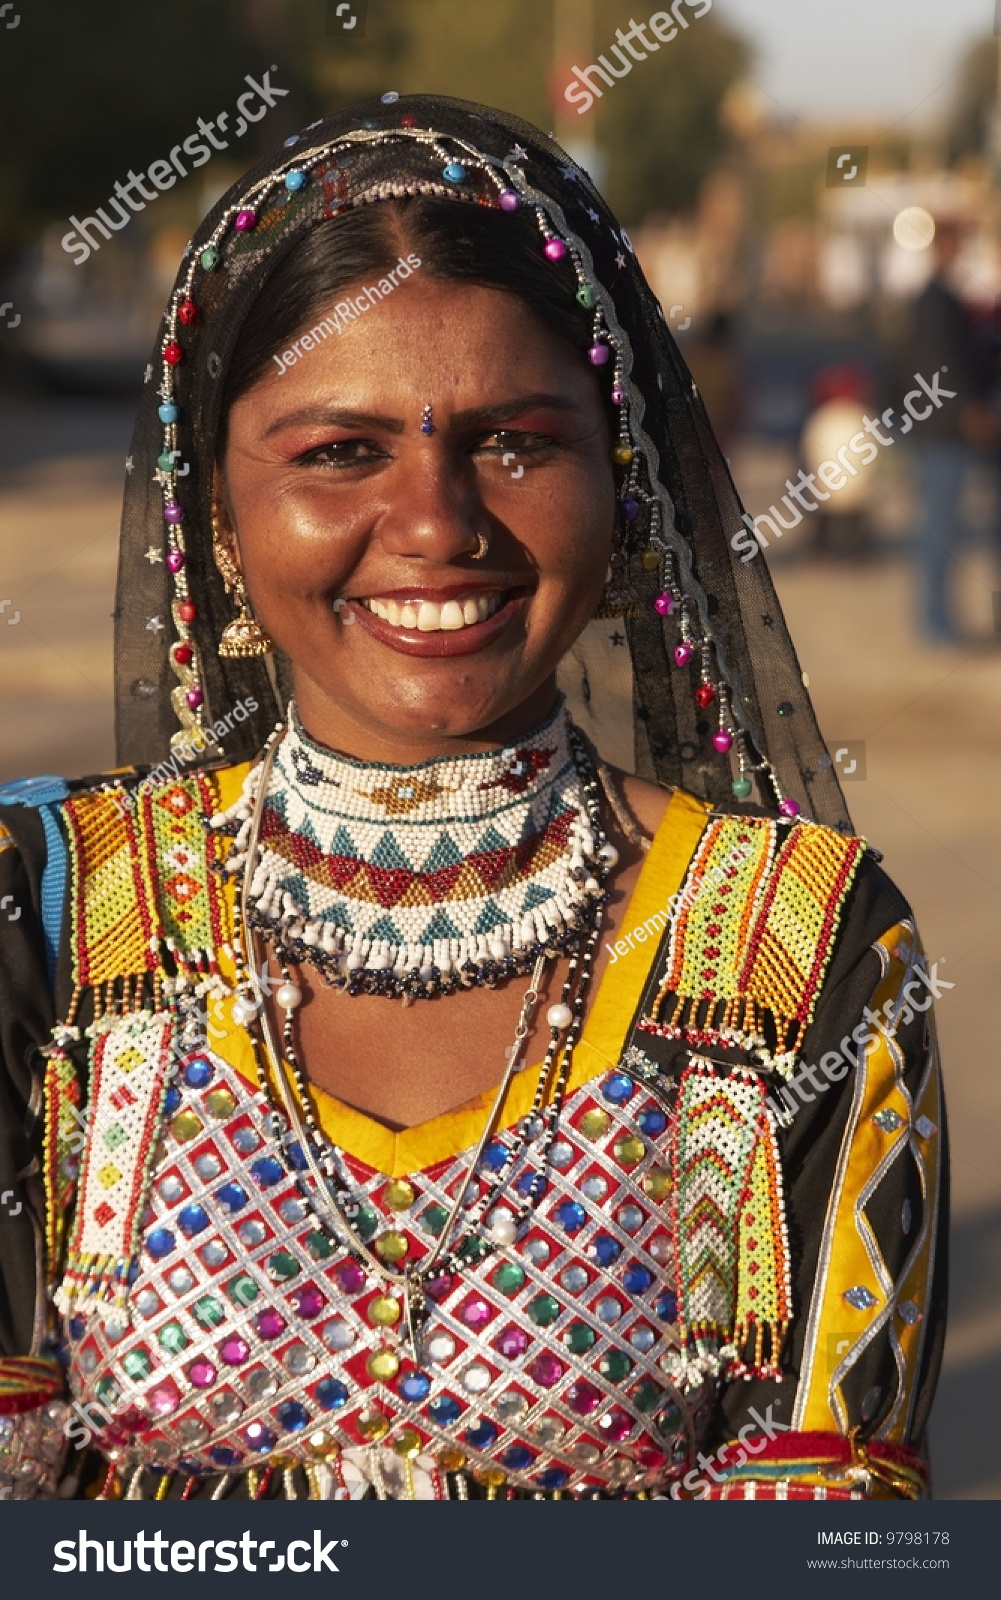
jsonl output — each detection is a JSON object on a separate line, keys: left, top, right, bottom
{"left": 2, "top": 0, "right": 1001, "bottom": 1497}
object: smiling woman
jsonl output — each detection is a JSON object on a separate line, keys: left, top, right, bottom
{"left": 0, "top": 95, "right": 945, "bottom": 1505}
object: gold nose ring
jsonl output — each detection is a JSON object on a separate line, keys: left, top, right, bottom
{"left": 470, "top": 532, "right": 490, "bottom": 561}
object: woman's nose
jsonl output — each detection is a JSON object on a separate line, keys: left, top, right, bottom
{"left": 374, "top": 440, "right": 485, "bottom": 564}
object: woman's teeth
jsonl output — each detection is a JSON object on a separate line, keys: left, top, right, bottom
{"left": 360, "top": 593, "right": 504, "bottom": 631}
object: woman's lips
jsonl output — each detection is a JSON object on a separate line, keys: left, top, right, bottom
{"left": 341, "top": 588, "right": 527, "bottom": 657}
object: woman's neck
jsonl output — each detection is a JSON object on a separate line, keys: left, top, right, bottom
{"left": 291, "top": 672, "right": 562, "bottom": 765}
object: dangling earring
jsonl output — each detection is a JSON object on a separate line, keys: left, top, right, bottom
{"left": 212, "top": 502, "right": 276, "bottom": 658}
{"left": 594, "top": 547, "right": 640, "bottom": 618}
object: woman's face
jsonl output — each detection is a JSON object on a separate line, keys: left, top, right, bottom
{"left": 218, "top": 274, "right": 615, "bottom": 760}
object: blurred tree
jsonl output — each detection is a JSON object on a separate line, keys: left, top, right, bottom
{"left": 0, "top": 0, "right": 751, "bottom": 259}
{"left": 587, "top": 1, "right": 749, "bottom": 222}
{"left": 0, "top": 0, "right": 317, "bottom": 255}
{"left": 945, "top": 36, "right": 997, "bottom": 165}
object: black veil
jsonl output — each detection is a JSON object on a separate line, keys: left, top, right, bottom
{"left": 114, "top": 92, "right": 851, "bottom": 833}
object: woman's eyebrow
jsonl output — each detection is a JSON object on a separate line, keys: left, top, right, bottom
{"left": 262, "top": 393, "right": 579, "bottom": 440}
{"left": 263, "top": 406, "right": 405, "bottom": 438}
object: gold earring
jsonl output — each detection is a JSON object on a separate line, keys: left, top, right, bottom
{"left": 212, "top": 502, "right": 275, "bottom": 658}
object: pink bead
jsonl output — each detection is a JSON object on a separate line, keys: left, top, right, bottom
{"left": 335, "top": 1261, "right": 365, "bottom": 1294}
{"left": 599, "top": 1407, "right": 635, "bottom": 1442}
{"left": 673, "top": 641, "right": 694, "bottom": 667}
{"left": 256, "top": 1309, "right": 285, "bottom": 1340}
{"left": 779, "top": 797, "right": 801, "bottom": 817}
{"left": 460, "top": 1296, "right": 492, "bottom": 1329}
{"left": 528, "top": 1352, "right": 565, "bottom": 1388}
{"left": 495, "top": 1325, "right": 529, "bottom": 1358}
{"left": 588, "top": 343, "right": 610, "bottom": 366}
{"left": 498, "top": 189, "right": 520, "bottom": 211}
{"left": 654, "top": 593, "right": 673, "bottom": 616}
{"left": 166, "top": 549, "right": 185, "bottom": 573}
{"left": 234, "top": 209, "right": 256, "bottom": 231}
{"left": 189, "top": 1358, "right": 216, "bottom": 1388}
{"left": 185, "top": 687, "right": 203, "bottom": 710}
{"left": 163, "top": 501, "right": 183, "bottom": 525}
{"left": 566, "top": 1379, "right": 602, "bottom": 1416}
{"left": 149, "top": 1380, "right": 180, "bottom": 1417}
{"left": 293, "top": 1286, "right": 325, "bottom": 1319}
{"left": 220, "top": 1335, "right": 250, "bottom": 1365}
{"left": 713, "top": 729, "right": 734, "bottom": 752}
{"left": 544, "top": 238, "right": 567, "bottom": 262}
{"left": 611, "top": 385, "right": 626, "bottom": 405}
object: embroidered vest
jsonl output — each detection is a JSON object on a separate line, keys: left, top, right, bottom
{"left": 47, "top": 773, "right": 864, "bottom": 1497}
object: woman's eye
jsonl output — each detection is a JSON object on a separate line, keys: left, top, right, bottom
{"left": 475, "top": 429, "right": 556, "bottom": 458}
{"left": 299, "top": 439, "right": 388, "bottom": 467}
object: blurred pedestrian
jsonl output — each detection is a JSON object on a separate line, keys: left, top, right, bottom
{"left": 905, "top": 219, "right": 997, "bottom": 642}
{"left": 799, "top": 362, "right": 875, "bottom": 559}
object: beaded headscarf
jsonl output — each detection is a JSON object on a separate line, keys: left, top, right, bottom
{"left": 114, "top": 92, "right": 852, "bottom": 832}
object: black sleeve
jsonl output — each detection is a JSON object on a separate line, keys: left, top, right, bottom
{"left": 0, "top": 806, "right": 57, "bottom": 1358}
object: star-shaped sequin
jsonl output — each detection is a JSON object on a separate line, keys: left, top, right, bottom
{"left": 587, "top": 207, "right": 600, "bottom": 223}
{"left": 614, "top": 251, "right": 626, "bottom": 270}
{"left": 145, "top": 615, "right": 165, "bottom": 634}
{"left": 143, "top": 364, "right": 153, "bottom": 383}
{"left": 144, "top": 546, "right": 164, "bottom": 564}
{"left": 762, "top": 613, "right": 775, "bottom": 628}
{"left": 125, "top": 456, "right": 134, "bottom": 474}
{"left": 152, "top": 468, "right": 171, "bottom": 488}
{"left": 560, "top": 164, "right": 578, "bottom": 181}
{"left": 610, "top": 630, "right": 625, "bottom": 647}
{"left": 508, "top": 143, "right": 528, "bottom": 161}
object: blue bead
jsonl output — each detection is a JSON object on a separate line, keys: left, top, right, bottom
{"left": 588, "top": 1233, "right": 621, "bottom": 1267}
{"left": 183, "top": 1056, "right": 213, "bottom": 1089}
{"left": 428, "top": 1395, "right": 462, "bottom": 1425}
{"left": 516, "top": 1170, "right": 548, "bottom": 1199}
{"left": 398, "top": 1371, "right": 431, "bottom": 1402}
{"left": 536, "top": 1466, "right": 569, "bottom": 1489}
{"left": 286, "top": 1140, "right": 308, "bottom": 1172}
{"left": 500, "top": 1444, "right": 533, "bottom": 1470}
{"left": 602, "top": 1072, "right": 635, "bottom": 1104}
{"left": 443, "top": 162, "right": 466, "bottom": 182}
{"left": 316, "top": 1378, "right": 349, "bottom": 1411}
{"left": 69, "top": 1315, "right": 87, "bottom": 1341}
{"left": 246, "top": 1425, "right": 275, "bottom": 1452}
{"left": 209, "top": 1446, "right": 242, "bottom": 1467}
{"left": 146, "top": 1227, "right": 175, "bottom": 1259}
{"left": 463, "top": 1418, "right": 498, "bottom": 1448}
{"left": 554, "top": 1200, "right": 587, "bottom": 1233}
{"left": 277, "top": 1400, "right": 310, "bottom": 1432}
{"left": 164, "top": 1086, "right": 181, "bottom": 1115}
{"left": 656, "top": 1290, "right": 678, "bottom": 1323}
{"left": 177, "top": 1203, "right": 209, "bottom": 1237}
{"left": 250, "top": 1156, "right": 284, "bottom": 1188}
{"left": 215, "top": 1181, "right": 249, "bottom": 1214}
{"left": 622, "top": 1264, "right": 653, "bottom": 1294}
{"left": 285, "top": 169, "right": 307, "bottom": 190}
{"left": 637, "top": 1106, "right": 667, "bottom": 1137}
{"left": 158, "top": 403, "right": 179, "bottom": 424}
{"left": 481, "top": 1140, "right": 509, "bottom": 1171}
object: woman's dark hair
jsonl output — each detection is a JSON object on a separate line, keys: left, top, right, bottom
{"left": 219, "top": 195, "right": 609, "bottom": 443}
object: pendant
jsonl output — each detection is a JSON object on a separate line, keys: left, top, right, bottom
{"left": 404, "top": 1270, "right": 428, "bottom": 1367}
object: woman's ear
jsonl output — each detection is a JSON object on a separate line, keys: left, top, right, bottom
{"left": 210, "top": 466, "right": 244, "bottom": 581}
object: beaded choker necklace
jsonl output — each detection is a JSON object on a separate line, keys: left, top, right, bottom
{"left": 217, "top": 700, "right": 608, "bottom": 1000}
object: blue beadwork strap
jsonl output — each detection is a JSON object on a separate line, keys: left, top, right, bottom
{"left": 0, "top": 776, "right": 70, "bottom": 986}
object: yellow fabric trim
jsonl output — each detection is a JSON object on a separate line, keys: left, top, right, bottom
{"left": 205, "top": 773, "right": 710, "bottom": 1179}
{"left": 793, "top": 922, "right": 939, "bottom": 1435}
{"left": 0, "top": 820, "right": 13, "bottom": 852}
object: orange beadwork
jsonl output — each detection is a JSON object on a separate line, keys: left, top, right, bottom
{"left": 642, "top": 816, "right": 866, "bottom": 1076}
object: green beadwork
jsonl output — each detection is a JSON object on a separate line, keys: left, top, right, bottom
{"left": 192, "top": 1294, "right": 225, "bottom": 1328}
{"left": 527, "top": 1293, "right": 560, "bottom": 1327}
{"left": 157, "top": 1321, "right": 188, "bottom": 1355}
{"left": 491, "top": 1261, "right": 526, "bottom": 1296}
{"left": 564, "top": 1321, "right": 596, "bottom": 1354}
